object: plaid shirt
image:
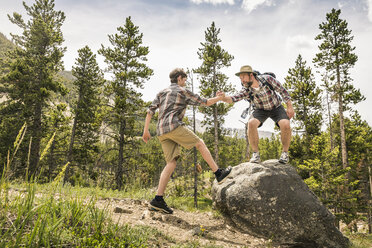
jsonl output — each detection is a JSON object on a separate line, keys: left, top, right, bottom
{"left": 147, "top": 83, "right": 207, "bottom": 136}
{"left": 231, "top": 75, "right": 291, "bottom": 110}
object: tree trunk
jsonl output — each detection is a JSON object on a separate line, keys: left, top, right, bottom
{"left": 336, "top": 61, "right": 349, "bottom": 175}
{"left": 326, "top": 90, "right": 334, "bottom": 150}
{"left": 212, "top": 66, "right": 219, "bottom": 164}
{"left": 117, "top": 119, "right": 125, "bottom": 190}
{"left": 368, "top": 153, "right": 372, "bottom": 234}
{"left": 213, "top": 105, "right": 219, "bottom": 164}
{"left": 190, "top": 72, "right": 198, "bottom": 208}
{"left": 193, "top": 101, "right": 198, "bottom": 208}
{"left": 48, "top": 126, "right": 56, "bottom": 181}
{"left": 245, "top": 122, "right": 250, "bottom": 160}
{"left": 29, "top": 101, "right": 42, "bottom": 178}
{"left": 338, "top": 94, "right": 348, "bottom": 171}
{"left": 65, "top": 92, "right": 82, "bottom": 183}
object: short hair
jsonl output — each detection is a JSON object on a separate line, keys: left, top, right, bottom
{"left": 169, "top": 68, "right": 187, "bottom": 84}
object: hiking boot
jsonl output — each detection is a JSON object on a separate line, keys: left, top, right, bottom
{"left": 279, "top": 151, "right": 289, "bottom": 164}
{"left": 250, "top": 152, "right": 261, "bottom": 163}
{"left": 216, "top": 166, "right": 232, "bottom": 184}
{"left": 149, "top": 198, "right": 173, "bottom": 214}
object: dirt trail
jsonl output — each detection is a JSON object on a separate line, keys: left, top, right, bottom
{"left": 96, "top": 198, "right": 271, "bottom": 248}
{"left": 6, "top": 188, "right": 272, "bottom": 247}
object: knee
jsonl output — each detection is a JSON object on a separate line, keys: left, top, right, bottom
{"left": 195, "top": 139, "right": 205, "bottom": 150}
{"left": 165, "top": 159, "right": 177, "bottom": 170}
{"left": 279, "top": 120, "right": 290, "bottom": 131}
{"left": 248, "top": 119, "right": 260, "bottom": 129}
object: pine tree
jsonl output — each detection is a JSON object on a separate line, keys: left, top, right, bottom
{"left": 194, "top": 22, "right": 234, "bottom": 165}
{"left": 346, "top": 112, "right": 372, "bottom": 233}
{"left": 313, "top": 8, "right": 365, "bottom": 174}
{"left": 98, "top": 17, "right": 153, "bottom": 189}
{"left": 65, "top": 46, "right": 104, "bottom": 184}
{"left": 299, "top": 132, "right": 345, "bottom": 222}
{"left": 1, "top": 0, "right": 66, "bottom": 177}
{"left": 331, "top": 112, "right": 372, "bottom": 231}
{"left": 284, "top": 54, "right": 323, "bottom": 170}
{"left": 43, "top": 103, "right": 70, "bottom": 181}
{"left": 284, "top": 54, "right": 322, "bottom": 139}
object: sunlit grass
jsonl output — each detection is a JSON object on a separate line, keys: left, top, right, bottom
{"left": 1, "top": 125, "right": 371, "bottom": 247}
{"left": 348, "top": 233, "right": 372, "bottom": 248}
{"left": 0, "top": 181, "right": 175, "bottom": 247}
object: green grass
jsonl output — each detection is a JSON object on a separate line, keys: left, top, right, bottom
{"left": 349, "top": 233, "right": 372, "bottom": 248}
{"left": 11, "top": 168, "right": 217, "bottom": 214}
{"left": 2, "top": 182, "right": 372, "bottom": 248}
{"left": 1, "top": 126, "right": 370, "bottom": 247}
{"left": 1, "top": 182, "right": 174, "bottom": 247}
{"left": 0, "top": 124, "right": 173, "bottom": 248}
{"left": 31, "top": 182, "right": 215, "bottom": 212}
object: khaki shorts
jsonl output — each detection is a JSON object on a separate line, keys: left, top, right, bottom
{"left": 158, "top": 125, "right": 201, "bottom": 163}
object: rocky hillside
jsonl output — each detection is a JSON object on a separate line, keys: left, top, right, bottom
{"left": 0, "top": 32, "right": 15, "bottom": 56}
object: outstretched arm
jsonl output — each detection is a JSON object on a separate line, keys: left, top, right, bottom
{"left": 142, "top": 112, "right": 152, "bottom": 143}
{"left": 221, "top": 89, "right": 248, "bottom": 104}
{"left": 203, "top": 91, "right": 225, "bottom": 106}
{"left": 221, "top": 96, "right": 233, "bottom": 104}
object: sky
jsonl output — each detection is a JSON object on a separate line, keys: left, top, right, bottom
{"left": 0, "top": 0, "right": 371, "bottom": 131}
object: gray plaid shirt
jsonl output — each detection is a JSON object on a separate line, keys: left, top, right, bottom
{"left": 147, "top": 83, "right": 207, "bottom": 136}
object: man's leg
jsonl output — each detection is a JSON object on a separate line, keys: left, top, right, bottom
{"left": 150, "top": 158, "right": 176, "bottom": 214}
{"left": 278, "top": 119, "right": 291, "bottom": 152}
{"left": 195, "top": 140, "right": 218, "bottom": 172}
{"left": 166, "top": 126, "right": 231, "bottom": 184}
{"left": 248, "top": 118, "right": 261, "bottom": 152}
{"left": 194, "top": 139, "right": 231, "bottom": 184}
{"left": 156, "top": 159, "right": 177, "bottom": 196}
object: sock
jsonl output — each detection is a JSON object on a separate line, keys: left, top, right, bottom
{"left": 155, "top": 195, "right": 163, "bottom": 201}
{"left": 214, "top": 168, "right": 222, "bottom": 178}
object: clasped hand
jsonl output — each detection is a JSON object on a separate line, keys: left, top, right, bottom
{"left": 216, "top": 91, "right": 225, "bottom": 100}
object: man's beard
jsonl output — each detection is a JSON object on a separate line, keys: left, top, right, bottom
{"left": 242, "top": 81, "right": 253, "bottom": 88}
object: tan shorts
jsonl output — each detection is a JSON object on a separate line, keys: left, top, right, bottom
{"left": 158, "top": 125, "right": 201, "bottom": 163}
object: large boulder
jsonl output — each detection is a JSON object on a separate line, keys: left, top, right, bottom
{"left": 212, "top": 160, "right": 350, "bottom": 248}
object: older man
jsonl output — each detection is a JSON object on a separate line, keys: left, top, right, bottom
{"left": 222, "top": 65, "right": 294, "bottom": 164}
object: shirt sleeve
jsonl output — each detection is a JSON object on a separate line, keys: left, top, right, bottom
{"left": 147, "top": 93, "right": 160, "bottom": 115}
{"left": 183, "top": 88, "right": 208, "bottom": 106}
{"left": 231, "top": 89, "right": 250, "bottom": 103}
{"left": 265, "top": 75, "right": 291, "bottom": 103}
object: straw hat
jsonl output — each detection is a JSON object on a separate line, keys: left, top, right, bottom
{"left": 235, "top": 65, "right": 255, "bottom": 76}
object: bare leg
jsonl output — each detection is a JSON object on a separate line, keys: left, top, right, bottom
{"left": 157, "top": 159, "right": 177, "bottom": 196}
{"left": 278, "top": 119, "right": 291, "bottom": 152}
{"left": 195, "top": 140, "right": 218, "bottom": 172}
{"left": 248, "top": 118, "right": 261, "bottom": 152}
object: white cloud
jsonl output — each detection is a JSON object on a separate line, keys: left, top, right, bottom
{"left": 241, "top": 0, "right": 274, "bottom": 13}
{"left": 190, "top": 0, "right": 235, "bottom": 5}
{"left": 367, "top": 0, "right": 372, "bottom": 22}
{"left": 286, "top": 35, "right": 315, "bottom": 50}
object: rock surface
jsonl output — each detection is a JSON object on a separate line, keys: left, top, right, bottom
{"left": 212, "top": 160, "right": 350, "bottom": 248}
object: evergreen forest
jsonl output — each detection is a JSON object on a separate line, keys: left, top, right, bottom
{"left": 0, "top": 0, "right": 371, "bottom": 247}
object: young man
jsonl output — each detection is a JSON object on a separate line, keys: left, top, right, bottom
{"left": 222, "top": 65, "right": 295, "bottom": 164}
{"left": 142, "top": 68, "right": 232, "bottom": 214}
